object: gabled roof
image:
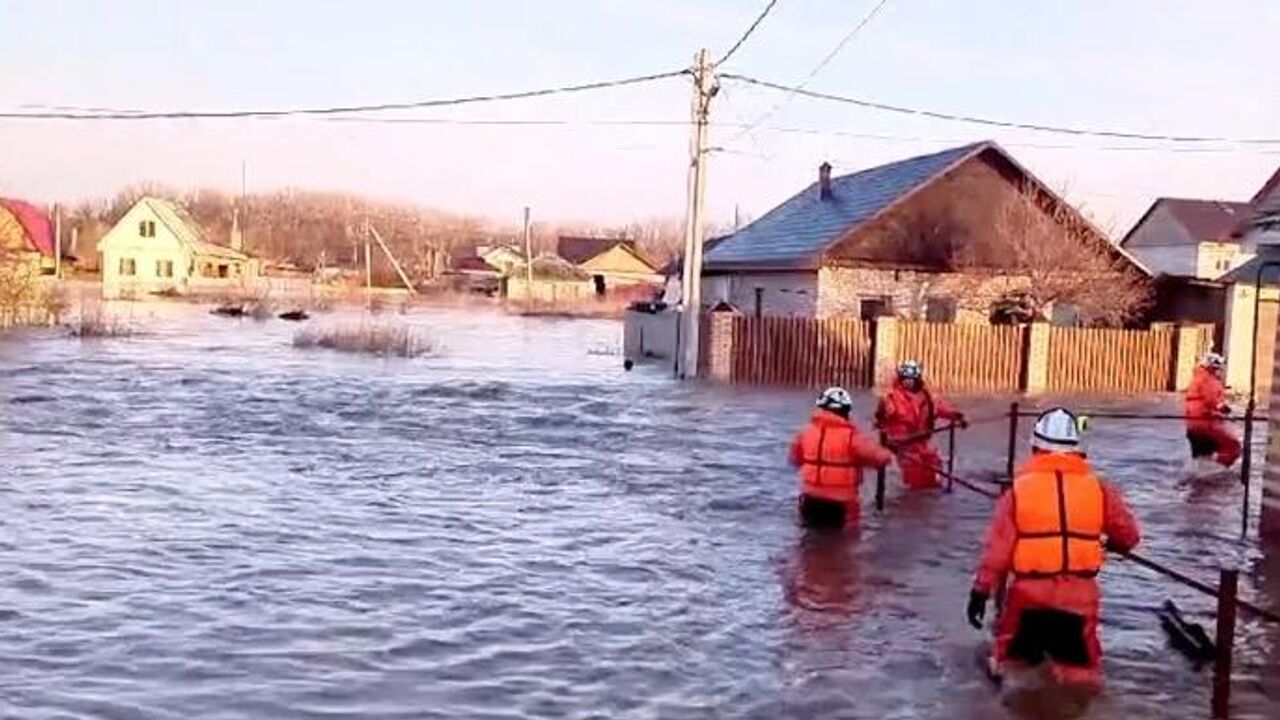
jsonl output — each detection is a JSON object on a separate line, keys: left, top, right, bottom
{"left": 139, "top": 196, "right": 248, "bottom": 261}
{"left": 557, "top": 236, "right": 636, "bottom": 265}
{"left": 705, "top": 142, "right": 986, "bottom": 270}
{"left": 659, "top": 235, "right": 729, "bottom": 277}
{"left": 0, "top": 198, "right": 54, "bottom": 256}
{"left": 452, "top": 255, "right": 499, "bottom": 273}
{"left": 1120, "top": 198, "right": 1251, "bottom": 246}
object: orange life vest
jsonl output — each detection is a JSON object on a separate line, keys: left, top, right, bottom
{"left": 1012, "top": 454, "right": 1105, "bottom": 578}
{"left": 797, "top": 412, "right": 865, "bottom": 502}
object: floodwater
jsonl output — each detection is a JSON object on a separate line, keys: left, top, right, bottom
{"left": 1, "top": 304, "right": 1277, "bottom": 720}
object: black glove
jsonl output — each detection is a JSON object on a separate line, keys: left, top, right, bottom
{"left": 967, "top": 590, "right": 988, "bottom": 629}
{"left": 955, "top": 413, "right": 969, "bottom": 430}
{"left": 1104, "top": 538, "right": 1129, "bottom": 554}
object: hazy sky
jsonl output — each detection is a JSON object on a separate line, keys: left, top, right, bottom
{"left": 2, "top": 0, "right": 1278, "bottom": 235}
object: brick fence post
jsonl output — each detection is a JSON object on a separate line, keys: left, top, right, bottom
{"left": 873, "top": 316, "right": 899, "bottom": 388}
{"left": 706, "top": 310, "right": 737, "bottom": 382}
{"left": 1024, "top": 322, "right": 1051, "bottom": 394}
{"left": 1174, "top": 323, "right": 1205, "bottom": 391}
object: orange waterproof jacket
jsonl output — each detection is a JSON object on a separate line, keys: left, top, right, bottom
{"left": 874, "top": 379, "right": 960, "bottom": 442}
{"left": 974, "top": 452, "right": 1140, "bottom": 597}
{"left": 1185, "top": 367, "right": 1228, "bottom": 433}
{"left": 789, "top": 410, "right": 893, "bottom": 503}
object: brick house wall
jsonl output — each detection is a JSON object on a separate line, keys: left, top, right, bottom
{"left": 816, "top": 266, "right": 1027, "bottom": 322}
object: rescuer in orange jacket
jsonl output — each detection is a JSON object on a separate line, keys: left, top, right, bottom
{"left": 1184, "top": 352, "right": 1241, "bottom": 470}
{"left": 788, "top": 387, "right": 894, "bottom": 530}
{"left": 875, "top": 360, "right": 966, "bottom": 489}
{"left": 966, "top": 408, "right": 1141, "bottom": 690}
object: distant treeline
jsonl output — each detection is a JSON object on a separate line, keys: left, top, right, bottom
{"left": 64, "top": 185, "right": 690, "bottom": 282}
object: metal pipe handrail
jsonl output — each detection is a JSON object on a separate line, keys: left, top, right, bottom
{"left": 1012, "top": 411, "right": 1265, "bottom": 422}
{"left": 932, "top": 461, "right": 1280, "bottom": 625}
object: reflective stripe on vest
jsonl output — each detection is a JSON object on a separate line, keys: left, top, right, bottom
{"left": 1012, "top": 469, "right": 1104, "bottom": 578}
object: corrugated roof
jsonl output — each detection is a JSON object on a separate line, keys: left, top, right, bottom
{"left": 0, "top": 198, "right": 54, "bottom": 256}
{"left": 705, "top": 142, "right": 987, "bottom": 269}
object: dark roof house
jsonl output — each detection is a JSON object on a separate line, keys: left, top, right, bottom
{"left": 696, "top": 141, "right": 1149, "bottom": 322}
{"left": 557, "top": 236, "right": 636, "bottom": 265}
{"left": 706, "top": 141, "right": 1143, "bottom": 274}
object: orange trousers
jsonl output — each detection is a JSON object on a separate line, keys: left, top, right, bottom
{"left": 896, "top": 442, "right": 942, "bottom": 489}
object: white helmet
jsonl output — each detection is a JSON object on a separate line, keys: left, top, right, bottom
{"left": 816, "top": 386, "right": 853, "bottom": 413}
{"left": 1201, "top": 352, "right": 1225, "bottom": 371}
{"left": 898, "top": 360, "right": 923, "bottom": 381}
{"left": 1031, "top": 408, "right": 1084, "bottom": 454}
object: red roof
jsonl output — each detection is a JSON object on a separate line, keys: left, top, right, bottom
{"left": 0, "top": 198, "right": 53, "bottom": 256}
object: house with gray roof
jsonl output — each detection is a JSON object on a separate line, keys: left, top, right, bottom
{"left": 700, "top": 141, "right": 1147, "bottom": 323}
{"left": 1120, "top": 197, "right": 1253, "bottom": 280}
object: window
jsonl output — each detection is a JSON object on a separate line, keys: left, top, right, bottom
{"left": 138, "top": 220, "right": 156, "bottom": 238}
{"left": 217, "top": 264, "right": 230, "bottom": 279}
{"left": 119, "top": 258, "right": 136, "bottom": 276}
{"left": 201, "top": 262, "right": 215, "bottom": 278}
{"left": 859, "top": 296, "right": 892, "bottom": 321}
{"left": 156, "top": 260, "right": 174, "bottom": 278}
{"left": 753, "top": 287, "right": 764, "bottom": 318}
{"left": 925, "top": 296, "right": 957, "bottom": 323}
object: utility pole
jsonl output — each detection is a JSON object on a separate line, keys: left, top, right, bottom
{"left": 53, "top": 203, "right": 62, "bottom": 279}
{"left": 677, "top": 48, "right": 715, "bottom": 379}
{"left": 522, "top": 206, "right": 534, "bottom": 302}
{"left": 363, "top": 218, "right": 373, "bottom": 310}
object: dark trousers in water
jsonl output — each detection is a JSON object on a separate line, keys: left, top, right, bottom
{"left": 798, "top": 495, "right": 850, "bottom": 530}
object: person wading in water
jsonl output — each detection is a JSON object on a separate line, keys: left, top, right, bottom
{"left": 967, "top": 408, "right": 1141, "bottom": 692}
{"left": 875, "top": 360, "right": 966, "bottom": 489}
{"left": 788, "top": 387, "right": 893, "bottom": 531}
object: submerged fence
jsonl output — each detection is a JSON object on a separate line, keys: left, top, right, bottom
{"left": 702, "top": 312, "right": 1212, "bottom": 394}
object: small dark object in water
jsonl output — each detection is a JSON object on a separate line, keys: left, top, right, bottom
{"left": 1157, "top": 600, "right": 1216, "bottom": 664}
{"left": 278, "top": 310, "right": 310, "bottom": 322}
{"left": 211, "top": 305, "right": 246, "bottom": 318}
{"left": 623, "top": 359, "right": 634, "bottom": 371}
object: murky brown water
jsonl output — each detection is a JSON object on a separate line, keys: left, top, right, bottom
{"left": 1, "top": 305, "right": 1277, "bottom": 719}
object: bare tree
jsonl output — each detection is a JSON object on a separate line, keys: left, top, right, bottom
{"left": 956, "top": 181, "right": 1150, "bottom": 325}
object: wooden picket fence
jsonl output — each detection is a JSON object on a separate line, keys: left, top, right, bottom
{"left": 711, "top": 314, "right": 1206, "bottom": 395}
{"left": 897, "top": 321, "right": 1025, "bottom": 392}
{"left": 1047, "top": 326, "right": 1177, "bottom": 394}
{"left": 729, "top": 315, "right": 873, "bottom": 388}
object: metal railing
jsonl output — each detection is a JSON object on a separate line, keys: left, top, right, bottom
{"left": 906, "top": 408, "right": 1280, "bottom": 719}
{"left": 1007, "top": 402, "right": 1266, "bottom": 539}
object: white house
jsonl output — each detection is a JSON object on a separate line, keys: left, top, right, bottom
{"left": 97, "top": 197, "right": 257, "bottom": 299}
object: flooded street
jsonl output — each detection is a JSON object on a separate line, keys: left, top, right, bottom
{"left": 2, "top": 305, "right": 1277, "bottom": 719}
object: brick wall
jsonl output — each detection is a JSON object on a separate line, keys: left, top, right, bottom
{"left": 817, "top": 266, "right": 1026, "bottom": 322}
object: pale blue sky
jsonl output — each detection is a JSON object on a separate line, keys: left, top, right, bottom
{"left": 2, "top": 0, "right": 1278, "bottom": 233}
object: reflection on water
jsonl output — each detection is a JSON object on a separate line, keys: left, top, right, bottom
{"left": 0, "top": 305, "right": 1276, "bottom": 719}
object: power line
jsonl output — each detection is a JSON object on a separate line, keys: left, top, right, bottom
{"left": 723, "top": 124, "right": 1280, "bottom": 155}
{"left": 722, "top": 73, "right": 1280, "bottom": 145}
{"left": 798, "top": 0, "right": 893, "bottom": 90}
{"left": 0, "top": 69, "right": 689, "bottom": 120}
{"left": 733, "top": 0, "right": 893, "bottom": 139}
{"left": 715, "top": 0, "right": 780, "bottom": 67}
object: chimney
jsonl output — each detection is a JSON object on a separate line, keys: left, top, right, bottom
{"left": 819, "top": 162, "right": 833, "bottom": 201}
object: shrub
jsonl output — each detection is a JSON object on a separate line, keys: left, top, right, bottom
{"left": 292, "top": 322, "right": 436, "bottom": 358}
{"left": 68, "top": 300, "right": 133, "bottom": 338}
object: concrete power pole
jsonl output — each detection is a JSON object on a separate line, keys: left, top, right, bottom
{"left": 677, "top": 48, "right": 715, "bottom": 379}
{"left": 523, "top": 206, "right": 534, "bottom": 302}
